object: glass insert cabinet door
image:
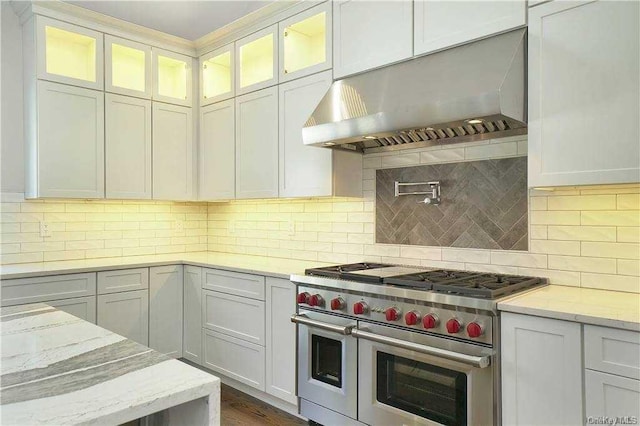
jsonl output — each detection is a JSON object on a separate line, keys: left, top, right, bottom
{"left": 105, "top": 35, "right": 152, "bottom": 99}
{"left": 235, "top": 24, "right": 278, "bottom": 95}
{"left": 200, "top": 44, "right": 235, "bottom": 106}
{"left": 153, "top": 48, "right": 193, "bottom": 107}
{"left": 279, "top": 1, "right": 332, "bottom": 82}
{"left": 36, "top": 16, "right": 104, "bottom": 90}
{"left": 377, "top": 352, "right": 468, "bottom": 426}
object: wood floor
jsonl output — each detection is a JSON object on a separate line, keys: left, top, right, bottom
{"left": 220, "top": 384, "right": 306, "bottom": 426}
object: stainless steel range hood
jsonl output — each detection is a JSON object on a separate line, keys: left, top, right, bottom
{"left": 303, "top": 29, "right": 527, "bottom": 153}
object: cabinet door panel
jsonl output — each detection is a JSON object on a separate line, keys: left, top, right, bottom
{"left": 106, "top": 94, "right": 152, "bottom": 199}
{"left": 235, "top": 25, "right": 278, "bottom": 95}
{"left": 501, "top": 312, "right": 583, "bottom": 425}
{"left": 149, "top": 265, "right": 183, "bottom": 358}
{"left": 414, "top": 0, "right": 525, "bottom": 56}
{"left": 153, "top": 48, "right": 193, "bottom": 106}
{"left": 203, "top": 290, "right": 265, "bottom": 345}
{"left": 235, "top": 87, "right": 278, "bottom": 199}
{"left": 528, "top": 1, "right": 640, "bottom": 186}
{"left": 36, "top": 81, "right": 104, "bottom": 198}
{"left": 200, "top": 44, "right": 235, "bottom": 105}
{"left": 199, "top": 99, "right": 235, "bottom": 200}
{"left": 279, "top": 70, "right": 333, "bottom": 197}
{"left": 585, "top": 325, "right": 640, "bottom": 380}
{"left": 202, "top": 268, "right": 265, "bottom": 300}
{"left": 97, "top": 290, "right": 149, "bottom": 345}
{"left": 153, "top": 103, "right": 193, "bottom": 200}
{"left": 585, "top": 370, "right": 640, "bottom": 421}
{"left": 183, "top": 266, "right": 202, "bottom": 364}
{"left": 48, "top": 296, "right": 96, "bottom": 323}
{"left": 97, "top": 268, "right": 149, "bottom": 295}
{"left": 105, "top": 35, "right": 152, "bottom": 98}
{"left": 333, "top": 0, "right": 412, "bottom": 78}
{"left": 1, "top": 273, "right": 96, "bottom": 307}
{"left": 265, "top": 278, "right": 296, "bottom": 404}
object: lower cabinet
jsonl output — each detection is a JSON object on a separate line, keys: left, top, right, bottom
{"left": 149, "top": 265, "right": 184, "bottom": 358}
{"left": 203, "top": 328, "right": 266, "bottom": 391}
{"left": 183, "top": 266, "right": 203, "bottom": 363}
{"left": 203, "top": 290, "right": 265, "bottom": 345}
{"left": 97, "top": 289, "right": 149, "bottom": 345}
{"left": 265, "top": 277, "right": 297, "bottom": 404}
{"left": 585, "top": 370, "right": 640, "bottom": 421}
{"left": 47, "top": 296, "right": 96, "bottom": 323}
{"left": 501, "top": 312, "right": 583, "bottom": 425}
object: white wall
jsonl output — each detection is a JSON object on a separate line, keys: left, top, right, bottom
{"left": 1, "top": 2, "right": 25, "bottom": 194}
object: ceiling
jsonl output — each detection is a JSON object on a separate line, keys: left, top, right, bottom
{"left": 65, "top": 1, "right": 274, "bottom": 40}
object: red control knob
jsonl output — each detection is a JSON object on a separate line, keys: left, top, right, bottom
{"left": 330, "top": 297, "right": 345, "bottom": 311}
{"left": 423, "top": 314, "right": 440, "bottom": 329}
{"left": 466, "top": 322, "right": 484, "bottom": 338}
{"left": 296, "top": 292, "right": 310, "bottom": 304}
{"left": 308, "top": 294, "right": 324, "bottom": 307}
{"left": 404, "top": 311, "right": 421, "bottom": 326}
{"left": 446, "top": 318, "right": 462, "bottom": 334}
{"left": 385, "top": 307, "right": 401, "bottom": 322}
{"left": 353, "top": 301, "right": 368, "bottom": 315}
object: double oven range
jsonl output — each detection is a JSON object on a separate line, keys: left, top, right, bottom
{"left": 291, "top": 263, "right": 547, "bottom": 426}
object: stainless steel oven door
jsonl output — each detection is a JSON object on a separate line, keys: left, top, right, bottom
{"left": 354, "top": 322, "right": 495, "bottom": 426}
{"left": 293, "top": 310, "right": 358, "bottom": 419}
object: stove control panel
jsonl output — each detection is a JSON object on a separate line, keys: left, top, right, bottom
{"left": 295, "top": 286, "right": 493, "bottom": 345}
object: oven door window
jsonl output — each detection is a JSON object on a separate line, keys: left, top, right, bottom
{"left": 312, "top": 335, "right": 342, "bottom": 388}
{"left": 377, "top": 352, "right": 467, "bottom": 426}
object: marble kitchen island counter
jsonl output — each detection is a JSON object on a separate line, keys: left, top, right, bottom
{"left": 0, "top": 304, "right": 220, "bottom": 425}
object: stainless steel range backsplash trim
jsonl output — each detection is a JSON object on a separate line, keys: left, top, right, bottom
{"left": 376, "top": 157, "right": 528, "bottom": 250}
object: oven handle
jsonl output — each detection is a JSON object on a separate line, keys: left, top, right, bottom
{"left": 351, "top": 328, "right": 491, "bottom": 369}
{"left": 290, "top": 314, "right": 354, "bottom": 335}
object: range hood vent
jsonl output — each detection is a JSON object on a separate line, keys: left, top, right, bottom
{"left": 303, "top": 29, "right": 527, "bottom": 154}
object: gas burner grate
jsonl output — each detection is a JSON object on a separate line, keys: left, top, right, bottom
{"left": 305, "top": 263, "right": 393, "bottom": 281}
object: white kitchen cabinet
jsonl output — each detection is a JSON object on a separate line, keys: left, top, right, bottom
{"left": 235, "top": 86, "right": 279, "bottom": 199}
{"left": 26, "top": 81, "right": 104, "bottom": 199}
{"left": 183, "top": 266, "right": 203, "bottom": 364}
{"left": 45, "top": 296, "right": 96, "bottom": 323}
{"left": 149, "top": 265, "right": 183, "bottom": 358}
{"left": 203, "top": 328, "right": 266, "bottom": 391}
{"left": 199, "top": 99, "right": 235, "bottom": 200}
{"left": 501, "top": 312, "right": 583, "bottom": 425}
{"left": 33, "top": 16, "right": 104, "bottom": 90}
{"left": 97, "top": 268, "right": 149, "bottom": 295}
{"left": 152, "top": 48, "right": 193, "bottom": 106}
{"left": 202, "top": 269, "right": 265, "bottom": 300}
{"left": 528, "top": 0, "right": 640, "bottom": 187}
{"left": 414, "top": 0, "right": 526, "bottom": 56}
{"left": 265, "top": 278, "right": 297, "bottom": 404}
{"left": 105, "top": 35, "right": 152, "bottom": 99}
{"left": 200, "top": 44, "right": 234, "bottom": 105}
{"left": 203, "top": 290, "right": 265, "bottom": 345}
{"left": 97, "top": 289, "right": 149, "bottom": 346}
{"left": 1, "top": 273, "right": 96, "bottom": 306}
{"left": 585, "top": 370, "right": 640, "bottom": 422}
{"left": 333, "top": 0, "right": 412, "bottom": 78}
{"left": 279, "top": 2, "right": 332, "bottom": 83}
{"left": 236, "top": 24, "right": 278, "bottom": 95}
{"left": 105, "top": 94, "right": 152, "bottom": 199}
{"left": 152, "top": 102, "right": 194, "bottom": 200}
{"left": 279, "top": 70, "right": 362, "bottom": 197}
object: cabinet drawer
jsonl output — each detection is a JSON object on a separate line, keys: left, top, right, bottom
{"left": 48, "top": 296, "right": 96, "bottom": 323}
{"left": 203, "top": 328, "right": 265, "bottom": 391}
{"left": 203, "top": 290, "right": 265, "bottom": 345}
{"left": 97, "top": 268, "right": 149, "bottom": 294}
{"left": 202, "top": 268, "right": 265, "bottom": 300}
{"left": 585, "top": 325, "right": 640, "bottom": 380}
{"left": 585, "top": 370, "right": 640, "bottom": 420}
{"left": 1, "top": 273, "right": 96, "bottom": 306}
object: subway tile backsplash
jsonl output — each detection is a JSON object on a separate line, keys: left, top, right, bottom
{"left": 1, "top": 136, "right": 639, "bottom": 293}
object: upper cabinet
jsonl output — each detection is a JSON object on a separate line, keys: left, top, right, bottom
{"left": 333, "top": 0, "right": 412, "bottom": 78}
{"left": 153, "top": 48, "right": 193, "bottom": 106}
{"left": 236, "top": 24, "right": 278, "bottom": 95}
{"left": 279, "top": 2, "right": 332, "bottom": 83}
{"left": 528, "top": 0, "right": 640, "bottom": 187}
{"left": 105, "top": 35, "right": 152, "bottom": 99}
{"left": 279, "top": 71, "right": 362, "bottom": 198}
{"left": 36, "top": 16, "right": 103, "bottom": 90}
{"left": 414, "top": 0, "right": 526, "bottom": 56}
{"left": 200, "top": 99, "right": 236, "bottom": 200}
{"left": 200, "top": 44, "right": 235, "bottom": 105}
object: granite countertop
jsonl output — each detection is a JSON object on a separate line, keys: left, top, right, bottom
{"left": 0, "top": 303, "right": 220, "bottom": 425}
{"left": 498, "top": 285, "right": 640, "bottom": 331}
{"left": 0, "top": 252, "right": 332, "bottom": 281}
